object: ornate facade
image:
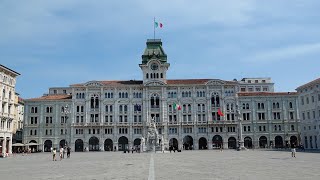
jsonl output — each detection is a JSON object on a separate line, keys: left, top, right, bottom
{"left": 0, "top": 65, "right": 20, "bottom": 157}
{"left": 23, "top": 39, "right": 300, "bottom": 152}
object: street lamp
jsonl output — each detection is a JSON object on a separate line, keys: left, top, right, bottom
{"left": 61, "top": 105, "right": 70, "bottom": 147}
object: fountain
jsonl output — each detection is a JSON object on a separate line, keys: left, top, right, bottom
{"left": 141, "top": 117, "right": 162, "bottom": 152}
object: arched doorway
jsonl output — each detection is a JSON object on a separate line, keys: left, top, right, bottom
{"left": 183, "top": 135, "right": 193, "bottom": 150}
{"left": 199, "top": 137, "right": 208, "bottom": 150}
{"left": 228, "top": 137, "right": 237, "bottom": 149}
{"left": 169, "top": 138, "right": 178, "bottom": 150}
{"left": 212, "top": 135, "right": 223, "bottom": 149}
{"left": 275, "top": 136, "right": 283, "bottom": 148}
{"left": 244, "top": 137, "right": 253, "bottom": 149}
{"left": 44, "top": 140, "right": 52, "bottom": 152}
{"left": 259, "top": 136, "right": 268, "bottom": 148}
{"left": 59, "top": 139, "right": 67, "bottom": 148}
{"left": 29, "top": 140, "right": 38, "bottom": 152}
{"left": 134, "top": 138, "right": 141, "bottom": 147}
{"left": 290, "top": 136, "right": 297, "bottom": 147}
{"left": 89, "top": 137, "right": 99, "bottom": 151}
{"left": 118, "top": 136, "right": 129, "bottom": 151}
{"left": 104, "top": 139, "right": 113, "bottom": 151}
{"left": 75, "top": 139, "right": 84, "bottom": 152}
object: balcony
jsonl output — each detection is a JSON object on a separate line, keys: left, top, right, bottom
{"left": 103, "top": 122, "right": 114, "bottom": 126}
{"left": 87, "top": 122, "right": 101, "bottom": 126}
{"left": 182, "top": 121, "right": 194, "bottom": 125}
{"left": 168, "top": 121, "right": 179, "bottom": 125}
{"left": 118, "top": 122, "right": 129, "bottom": 126}
{"left": 72, "top": 122, "right": 85, "bottom": 126}
{"left": 132, "top": 122, "right": 143, "bottom": 126}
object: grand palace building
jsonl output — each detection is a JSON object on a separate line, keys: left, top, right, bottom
{"left": 23, "top": 39, "right": 301, "bottom": 152}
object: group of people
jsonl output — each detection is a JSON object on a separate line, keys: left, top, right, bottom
{"left": 51, "top": 146, "right": 71, "bottom": 161}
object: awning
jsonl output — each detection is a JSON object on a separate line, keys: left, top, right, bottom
{"left": 12, "top": 143, "right": 25, "bottom": 147}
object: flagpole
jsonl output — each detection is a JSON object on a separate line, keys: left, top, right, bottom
{"left": 153, "top": 17, "right": 155, "bottom": 40}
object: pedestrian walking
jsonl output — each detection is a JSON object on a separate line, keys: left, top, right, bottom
{"left": 291, "top": 143, "right": 296, "bottom": 158}
{"left": 63, "top": 146, "right": 66, "bottom": 159}
{"left": 52, "top": 148, "right": 57, "bottom": 161}
{"left": 67, "top": 147, "right": 71, "bottom": 158}
{"left": 59, "top": 147, "right": 64, "bottom": 161}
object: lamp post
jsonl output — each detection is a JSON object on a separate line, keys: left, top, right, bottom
{"left": 61, "top": 105, "right": 70, "bottom": 148}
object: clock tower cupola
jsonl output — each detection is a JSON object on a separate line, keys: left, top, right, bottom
{"left": 139, "top": 39, "right": 170, "bottom": 85}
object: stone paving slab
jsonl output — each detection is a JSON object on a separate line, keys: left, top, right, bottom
{"left": 0, "top": 150, "right": 319, "bottom": 180}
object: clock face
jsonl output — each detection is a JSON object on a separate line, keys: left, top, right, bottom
{"left": 151, "top": 63, "right": 159, "bottom": 70}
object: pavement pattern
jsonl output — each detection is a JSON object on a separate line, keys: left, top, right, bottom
{"left": 0, "top": 150, "right": 319, "bottom": 180}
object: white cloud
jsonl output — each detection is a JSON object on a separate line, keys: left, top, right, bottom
{"left": 244, "top": 43, "right": 320, "bottom": 63}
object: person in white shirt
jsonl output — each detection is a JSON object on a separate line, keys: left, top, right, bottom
{"left": 59, "top": 147, "right": 64, "bottom": 161}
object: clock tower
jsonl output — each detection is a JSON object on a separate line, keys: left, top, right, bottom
{"left": 139, "top": 39, "right": 170, "bottom": 85}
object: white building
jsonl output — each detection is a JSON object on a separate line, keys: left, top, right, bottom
{"left": 0, "top": 64, "right": 20, "bottom": 157}
{"left": 296, "top": 78, "right": 320, "bottom": 149}
{"left": 23, "top": 39, "right": 300, "bottom": 152}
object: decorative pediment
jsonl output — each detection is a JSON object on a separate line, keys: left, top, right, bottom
{"left": 144, "top": 80, "right": 166, "bottom": 86}
{"left": 206, "top": 79, "right": 225, "bottom": 85}
{"left": 84, "top": 81, "right": 103, "bottom": 87}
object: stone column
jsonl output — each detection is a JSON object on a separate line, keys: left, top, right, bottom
{"left": 8, "top": 137, "right": 12, "bottom": 154}
{"left": 223, "top": 141, "right": 228, "bottom": 149}
{"left": 208, "top": 139, "right": 213, "bottom": 150}
{"left": 3, "top": 138, "right": 7, "bottom": 157}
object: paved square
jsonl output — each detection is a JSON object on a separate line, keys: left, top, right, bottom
{"left": 0, "top": 150, "right": 319, "bottom": 180}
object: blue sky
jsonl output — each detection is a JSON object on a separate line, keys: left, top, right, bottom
{"left": 1, "top": 0, "right": 320, "bottom": 99}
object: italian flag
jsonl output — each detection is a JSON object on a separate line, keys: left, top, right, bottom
{"left": 155, "top": 22, "right": 163, "bottom": 28}
{"left": 218, "top": 108, "right": 224, "bottom": 116}
{"left": 173, "top": 103, "right": 181, "bottom": 110}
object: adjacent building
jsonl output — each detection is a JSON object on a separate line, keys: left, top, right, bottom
{"left": 13, "top": 93, "right": 24, "bottom": 144}
{"left": 296, "top": 78, "right": 320, "bottom": 149}
{"left": 0, "top": 65, "right": 20, "bottom": 157}
{"left": 23, "top": 39, "right": 300, "bottom": 152}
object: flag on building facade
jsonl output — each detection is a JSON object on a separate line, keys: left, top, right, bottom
{"left": 173, "top": 103, "right": 181, "bottom": 110}
{"left": 218, "top": 108, "right": 224, "bottom": 116}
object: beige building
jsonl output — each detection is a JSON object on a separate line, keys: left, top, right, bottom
{"left": 0, "top": 65, "right": 20, "bottom": 157}
{"left": 296, "top": 78, "right": 320, "bottom": 149}
{"left": 13, "top": 93, "right": 24, "bottom": 144}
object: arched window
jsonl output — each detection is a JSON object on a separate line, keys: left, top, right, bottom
{"left": 46, "top": 107, "right": 50, "bottom": 113}
{"left": 150, "top": 73, "right": 153, "bottom": 79}
{"left": 291, "top": 125, "right": 295, "bottom": 131}
{"left": 76, "top": 93, "right": 79, "bottom": 99}
{"left": 216, "top": 96, "right": 220, "bottom": 107}
{"left": 105, "top": 105, "right": 108, "bottom": 112}
{"left": 122, "top": 92, "right": 125, "bottom": 98}
{"left": 90, "top": 97, "right": 94, "bottom": 108}
{"left": 119, "top": 105, "right": 123, "bottom": 112}
{"left": 146, "top": 73, "right": 149, "bottom": 79}
{"left": 156, "top": 73, "right": 159, "bottom": 78}
{"left": 110, "top": 105, "right": 113, "bottom": 112}
{"left": 188, "top": 104, "right": 191, "bottom": 112}
{"left": 272, "top": 103, "right": 276, "bottom": 109}
{"left": 161, "top": 73, "right": 163, "bottom": 78}
{"left": 95, "top": 97, "right": 99, "bottom": 108}
{"left": 182, "top": 92, "right": 185, "bottom": 97}
{"left": 124, "top": 105, "right": 128, "bottom": 112}
{"left": 274, "top": 125, "right": 277, "bottom": 131}
{"left": 278, "top": 125, "right": 281, "bottom": 131}
{"left": 188, "top": 91, "right": 191, "bottom": 97}
{"left": 125, "top": 92, "right": 128, "bottom": 98}
{"left": 261, "top": 103, "right": 264, "bottom": 109}
{"left": 197, "top": 92, "right": 200, "bottom": 97}
{"left": 246, "top": 103, "right": 249, "bottom": 109}
{"left": 197, "top": 104, "right": 201, "bottom": 111}
{"left": 227, "top": 104, "right": 230, "bottom": 110}
{"left": 202, "top": 104, "right": 205, "bottom": 112}
{"left": 276, "top": 102, "right": 280, "bottom": 109}
{"left": 289, "top": 102, "right": 293, "bottom": 108}
{"left": 242, "top": 103, "right": 246, "bottom": 109}
{"left": 231, "top": 104, "right": 234, "bottom": 111}
{"left": 2, "top": 89, "right": 5, "bottom": 99}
